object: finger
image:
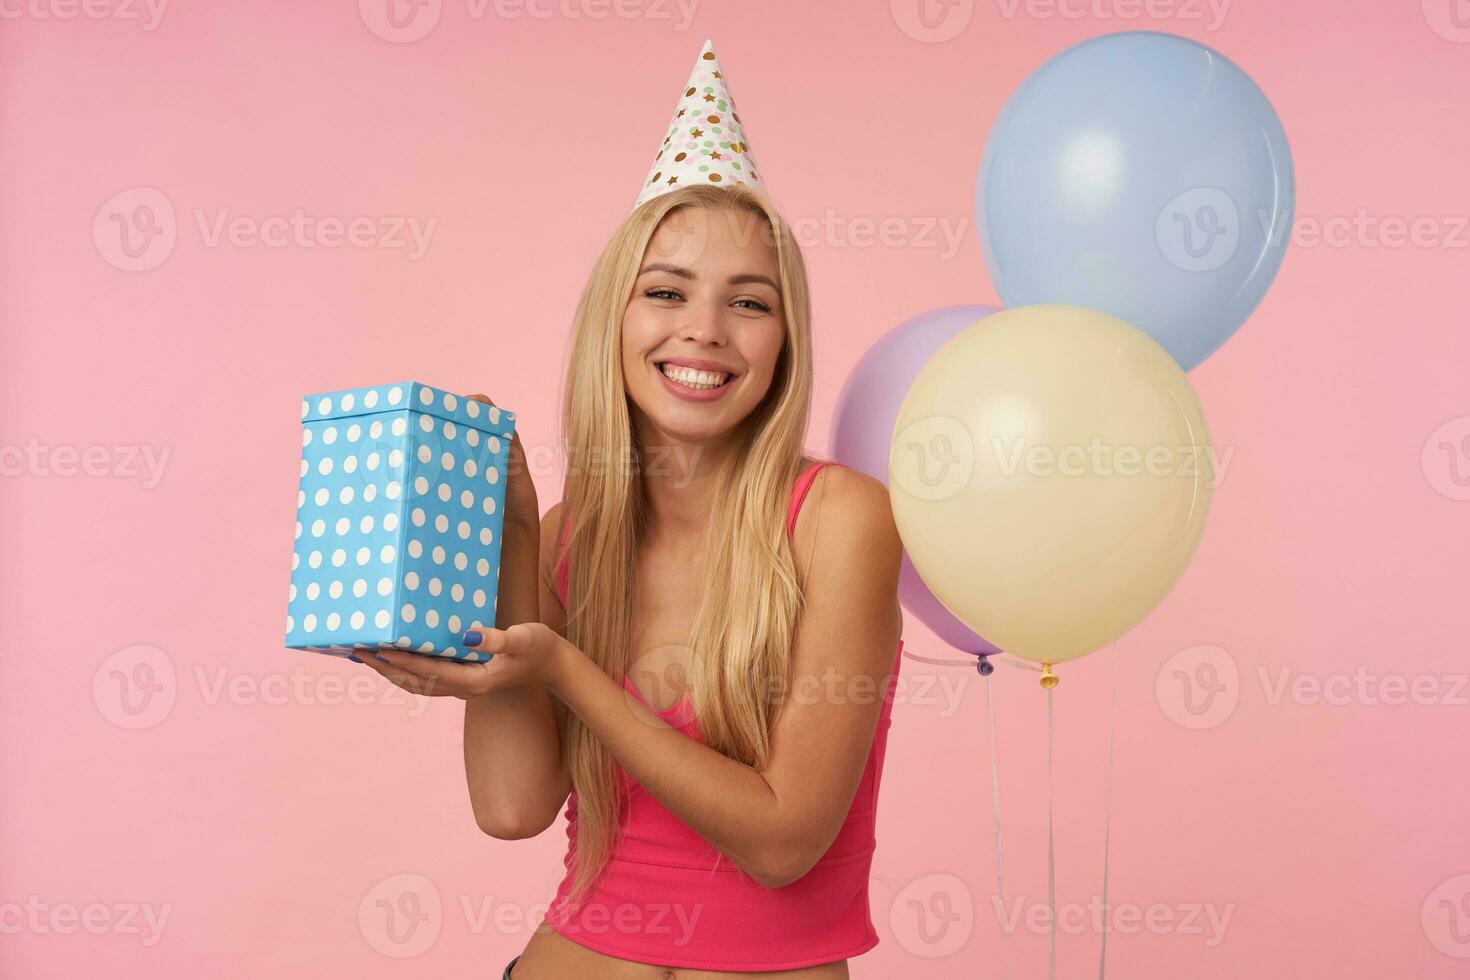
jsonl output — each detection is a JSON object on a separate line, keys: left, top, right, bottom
{"left": 375, "top": 649, "right": 493, "bottom": 693}
{"left": 355, "top": 652, "right": 441, "bottom": 695}
{"left": 467, "top": 394, "right": 522, "bottom": 448}
{"left": 461, "top": 627, "right": 516, "bottom": 658}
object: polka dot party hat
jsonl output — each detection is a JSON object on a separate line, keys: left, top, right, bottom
{"left": 635, "top": 39, "right": 767, "bottom": 210}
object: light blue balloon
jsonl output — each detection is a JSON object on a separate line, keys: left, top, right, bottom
{"left": 978, "top": 31, "right": 1294, "bottom": 371}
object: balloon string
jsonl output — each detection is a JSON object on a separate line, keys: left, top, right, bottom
{"left": 1047, "top": 685, "right": 1056, "bottom": 980}
{"left": 986, "top": 674, "right": 1014, "bottom": 980}
{"left": 1098, "top": 641, "right": 1117, "bottom": 980}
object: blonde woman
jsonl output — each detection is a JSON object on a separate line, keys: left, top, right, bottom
{"left": 359, "top": 44, "right": 905, "bottom": 980}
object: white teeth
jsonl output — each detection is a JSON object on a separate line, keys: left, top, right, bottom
{"left": 660, "top": 363, "right": 730, "bottom": 390}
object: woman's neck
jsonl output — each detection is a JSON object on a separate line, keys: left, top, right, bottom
{"left": 635, "top": 432, "right": 737, "bottom": 541}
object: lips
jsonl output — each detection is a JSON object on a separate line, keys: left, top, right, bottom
{"left": 653, "top": 360, "right": 737, "bottom": 403}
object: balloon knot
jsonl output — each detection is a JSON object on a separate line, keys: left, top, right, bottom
{"left": 1039, "top": 662, "right": 1059, "bottom": 689}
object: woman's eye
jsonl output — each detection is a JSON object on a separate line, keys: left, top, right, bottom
{"left": 646, "top": 288, "right": 682, "bottom": 301}
{"left": 734, "top": 298, "right": 773, "bottom": 313}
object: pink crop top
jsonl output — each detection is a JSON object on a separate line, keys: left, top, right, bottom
{"left": 542, "top": 461, "right": 904, "bottom": 971}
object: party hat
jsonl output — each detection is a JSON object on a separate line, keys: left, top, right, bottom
{"left": 634, "top": 39, "right": 767, "bottom": 210}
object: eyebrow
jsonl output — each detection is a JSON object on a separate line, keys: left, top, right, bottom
{"left": 638, "top": 262, "right": 781, "bottom": 293}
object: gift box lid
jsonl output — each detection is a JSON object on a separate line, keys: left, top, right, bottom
{"left": 299, "top": 382, "right": 515, "bottom": 438}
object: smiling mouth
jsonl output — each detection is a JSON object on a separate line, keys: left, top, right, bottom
{"left": 656, "top": 362, "right": 734, "bottom": 390}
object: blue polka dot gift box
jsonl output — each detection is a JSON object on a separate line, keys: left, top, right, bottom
{"left": 286, "top": 382, "right": 516, "bottom": 661}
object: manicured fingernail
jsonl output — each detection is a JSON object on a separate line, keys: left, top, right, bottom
{"left": 462, "top": 631, "right": 483, "bottom": 647}
{"left": 347, "top": 654, "right": 363, "bottom": 663}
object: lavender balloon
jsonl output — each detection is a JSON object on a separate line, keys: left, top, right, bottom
{"left": 830, "top": 305, "right": 1002, "bottom": 657}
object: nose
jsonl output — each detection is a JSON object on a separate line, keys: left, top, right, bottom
{"left": 680, "top": 298, "right": 728, "bottom": 347}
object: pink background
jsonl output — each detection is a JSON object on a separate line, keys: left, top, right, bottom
{"left": 3, "top": 1, "right": 1467, "bottom": 976}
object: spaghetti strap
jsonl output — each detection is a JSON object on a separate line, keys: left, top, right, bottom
{"left": 787, "top": 460, "right": 841, "bottom": 536}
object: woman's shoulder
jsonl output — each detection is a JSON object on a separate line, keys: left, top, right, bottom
{"left": 790, "top": 459, "right": 901, "bottom": 563}
{"left": 795, "top": 459, "right": 892, "bottom": 516}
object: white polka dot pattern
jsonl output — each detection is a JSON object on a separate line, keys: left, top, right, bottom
{"left": 286, "top": 382, "right": 515, "bottom": 660}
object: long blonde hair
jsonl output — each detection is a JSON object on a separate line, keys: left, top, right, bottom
{"left": 556, "top": 183, "right": 815, "bottom": 902}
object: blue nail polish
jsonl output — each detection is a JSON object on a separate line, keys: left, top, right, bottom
{"left": 463, "top": 630, "right": 483, "bottom": 647}
{"left": 348, "top": 654, "right": 363, "bottom": 663}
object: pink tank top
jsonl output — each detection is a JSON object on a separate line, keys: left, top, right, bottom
{"left": 543, "top": 461, "right": 903, "bottom": 971}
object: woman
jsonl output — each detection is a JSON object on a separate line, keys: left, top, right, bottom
{"left": 359, "top": 44, "right": 904, "bottom": 979}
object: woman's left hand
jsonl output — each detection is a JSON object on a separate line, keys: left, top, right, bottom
{"left": 354, "top": 623, "right": 574, "bottom": 699}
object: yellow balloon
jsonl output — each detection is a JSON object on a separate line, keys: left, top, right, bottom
{"left": 888, "top": 305, "right": 1212, "bottom": 665}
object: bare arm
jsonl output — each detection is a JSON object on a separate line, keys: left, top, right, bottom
{"left": 541, "top": 467, "right": 903, "bottom": 887}
{"left": 461, "top": 504, "right": 572, "bottom": 838}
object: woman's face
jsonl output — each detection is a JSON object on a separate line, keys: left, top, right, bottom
{"left": 621, "top": 204, "right": 787, "bottom": 447}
